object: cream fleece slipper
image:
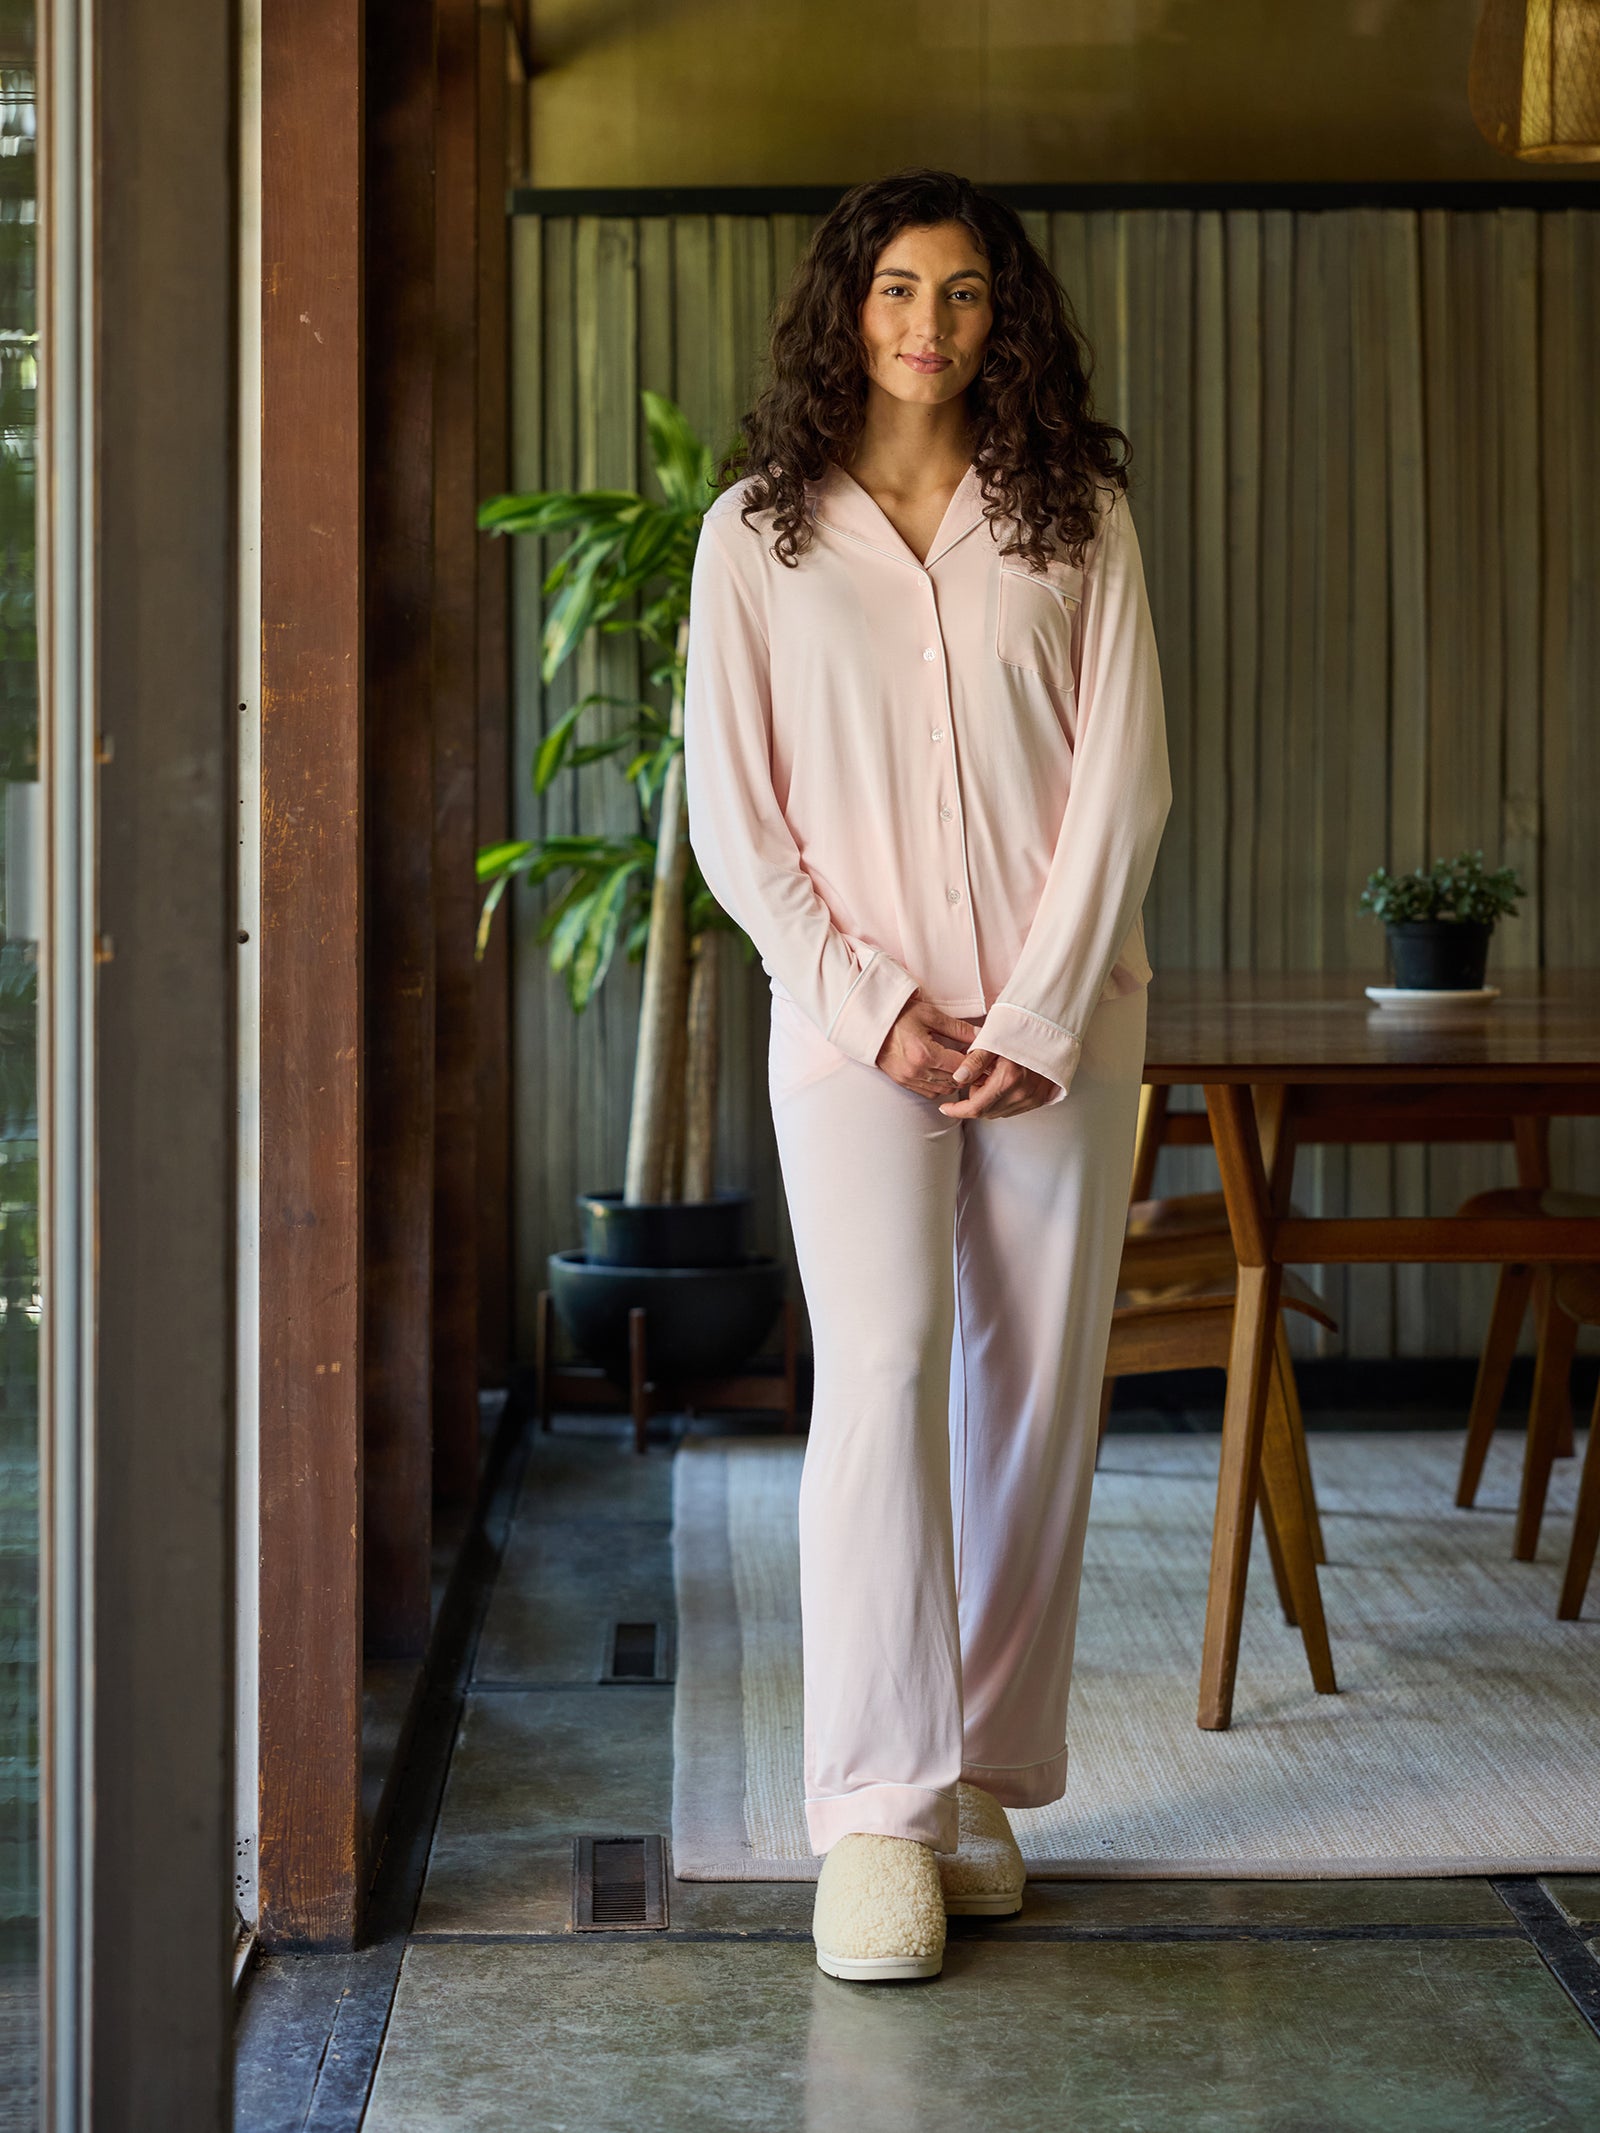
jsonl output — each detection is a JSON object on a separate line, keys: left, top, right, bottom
{"left": 937, "top": 1782, "right": 1027, "bottom": 1916}
{"left": 812, "top": 1833, "right": 946, "bottom": 1981}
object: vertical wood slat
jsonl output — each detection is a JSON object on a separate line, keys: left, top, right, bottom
{"left": 431, "top": 0, "right": 481, "bottom": 1501}
{"left": 509, "top": 206, "right": 1600, "bottom": 1366}
{"left": 475, "top": 3, "right": 514, "bottom": 1387}
{"left": 363, "top": 0, "right": 437, "bottom": 1660}
{"left": 258, "top": 0, "right": 364, "bottom": 1944}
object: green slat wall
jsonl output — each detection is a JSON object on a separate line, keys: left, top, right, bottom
{"left": 507, "top": 208, "right": 1600, "bottom": 1364}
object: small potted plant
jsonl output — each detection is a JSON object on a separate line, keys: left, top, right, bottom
{"left": 1358, "top": 849, "right": 1525, "bottom": 990}
{"left": 476, "top": 391, "right": 784, "bottom": 1387}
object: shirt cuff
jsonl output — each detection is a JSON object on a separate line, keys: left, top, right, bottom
{"left": 826, "top": 951, "right": 920, "bottom": 1068}
{"left": 971, "top": 1001, "right": 1083, "bottom": 1106}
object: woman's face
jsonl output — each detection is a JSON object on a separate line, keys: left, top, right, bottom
{"left": 858, "top": 220, "right": 994, "bottom": 410}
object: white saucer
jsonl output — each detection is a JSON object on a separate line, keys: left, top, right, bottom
{"left": 1364, "top": 985, "right": 1500, "bottom": 1010}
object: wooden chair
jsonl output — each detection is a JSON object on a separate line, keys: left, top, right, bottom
{"left": 1108, "top": 1084, "right": 1326, "bottom": 1564}
{"left": 1102, "top": 1251, "right": 1338, "bottom": 1696}
{"left": 1453, "top": 1185, "right": 1599, "bottom": 1560}
{"left": 1101, "top": 1084, "right": 1337, "bottom": 1699}
{"left": 1552, "top": 1267, "right": 1600, "bottom": 1621}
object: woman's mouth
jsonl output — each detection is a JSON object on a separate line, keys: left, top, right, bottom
{"left": 899, "top": 352, "right": 952, "bottom": 374}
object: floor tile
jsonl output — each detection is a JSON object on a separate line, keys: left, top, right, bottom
{"left": 474, "top": 1518, "right": 673, "bottom": 1685}
{"left": 517, "top": 1424, "right": 675, "bottom": 1524}
{"left": 1545, "top": 1877, "right": 1600, "bottom": 1929}
{"left": 415, "top": 1688, "right": 671, "bottom": 1933}
{"left": 1003, "top": 1876, "right": 1513, "bottom": 1928}
{"left": 364, "top": 1938, "right": 1600, "bottom": 2133}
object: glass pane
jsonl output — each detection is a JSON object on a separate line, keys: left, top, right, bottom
{"left": 0, "top": 0, "right": 39, "bottom": 2120}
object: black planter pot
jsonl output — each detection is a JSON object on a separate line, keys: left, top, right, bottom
{"left": 548, "top": 1249, "right": 785, "bottom": 1380}
{"left": 576, "top": 1189, "right": 751, "bottom": 1269}
{"left": 1384, "top": 919, "right": 1493, "bottom": 990}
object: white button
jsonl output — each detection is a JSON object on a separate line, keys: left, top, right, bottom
{"left": 922, "top": 646, "right": 937, "bottom": 662}
{"left": 946, "top": 886, "right": 962, "bottom": 904}
{"left": 939, "top": 804, "right": 954, "bottom": 821}
{"left": 931, "top": 726, "right": 945, "bottom": 741}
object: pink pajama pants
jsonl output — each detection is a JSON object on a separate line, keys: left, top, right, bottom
{"left": 767, "top": 980, "right": 1148, "bottom": 1858}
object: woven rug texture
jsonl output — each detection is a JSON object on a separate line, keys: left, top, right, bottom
{"left": 671, "top": 1430, "right": 1600, "bottom": 1880}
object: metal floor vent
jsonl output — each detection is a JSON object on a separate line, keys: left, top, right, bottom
{"left": 573, "top": 1835, "right": 669, "bottom": 1931}
{"left": 600, "top": 1618, "right": 675, "bottom": 1684}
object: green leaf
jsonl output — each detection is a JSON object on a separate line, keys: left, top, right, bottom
{"left": 474, "top": 874, "right": 511, "bottom": 959}
{"left": 568, "top": 859, "right": 643, "bottom": 1009}
{"left": 643, "top": 391, "right": 712, "bottom": 513}
{"left": 477, "top": 487, "right": 642, "bottom": 536}
{"left": 532, "top": 702, "right": 587, "bottom": 793}
{"left": 476, "top": 838, "right": 534, "bottom": 882}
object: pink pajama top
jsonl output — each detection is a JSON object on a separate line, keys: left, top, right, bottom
{"left": 682, "top": 461, "right": 1172, "bottom": 1103}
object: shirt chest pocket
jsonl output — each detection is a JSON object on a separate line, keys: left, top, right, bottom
{"left": 995, "top": 559, "right": 1081, "bottom": 684}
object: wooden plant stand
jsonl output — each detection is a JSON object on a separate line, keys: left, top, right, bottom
{"left": 534, "top": 1289, "right": 801, "bottom": 1455}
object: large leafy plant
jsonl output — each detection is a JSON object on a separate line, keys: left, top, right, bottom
{"left": 477, "top": 392, "right": 745, "bottom": 1204}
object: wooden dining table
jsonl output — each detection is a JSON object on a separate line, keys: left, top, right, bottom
{"left": 1142, "top": 968, "right": 1600, "bottom": 1731}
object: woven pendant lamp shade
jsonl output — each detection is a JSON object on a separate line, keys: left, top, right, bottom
{"left": 1469, "top": 0, "right": 1600, "bottom": 160}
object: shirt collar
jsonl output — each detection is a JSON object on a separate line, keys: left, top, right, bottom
{"left": 811, "top": 461, "right": 993, "bottom": 571}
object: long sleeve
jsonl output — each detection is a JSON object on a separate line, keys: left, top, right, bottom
{"left": 683, "top": 514, "right": 919, "bottom": 1065}
{"left": 973, "top": 491, "right": 1171, "bottom": 1103}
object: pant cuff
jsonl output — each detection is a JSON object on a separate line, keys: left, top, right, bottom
{"left": 960, "top": 1747, "right": 1069, "bottom": 1810}
{"left": 805, "top": 1783, "right": 960, "bottom": 1856}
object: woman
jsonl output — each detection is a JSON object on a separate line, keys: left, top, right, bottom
{"left": 684, "top": 168, "right": 1171, "bottom": 1982}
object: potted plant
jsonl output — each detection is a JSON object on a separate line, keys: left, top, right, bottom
{"left": 476, "top": 391, "right": 784, "bottom": 1382}
{"left": 1358, "top": 849, "right": 1526, "bottom": 990}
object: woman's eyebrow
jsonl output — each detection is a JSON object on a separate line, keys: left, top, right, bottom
{"left": 873, "top": 265, "right": 991, "bottom": 284}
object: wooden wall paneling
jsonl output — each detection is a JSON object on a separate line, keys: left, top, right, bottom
{"left": 1495, "top": 209, "right": 1543, "bottom": 980}
{"left": 1049, "top": 210, "right": 1091, "bottom": 332}
{"left": 769, "top": 212, "right": 816, "bottom": 301}
{"left": 1191, "top": 209, "right": 1228, "bottom": 975}
{"left": 1222, "top": 211, "right": 1261, "bottom": 977}
{"left": 1018, "top": 207, "right": 1051, "bottom": 265}
{"left": 1315, "top": 209, "right": 1354, "bottom": 1346}
{"left": 1254, "top": 211, "right": 1294, "bottom": 978}
{"left": 258, "top": 0, "right": 364, "bottom": 1944}
{"left": 1420, "top": 210, "right": 1469, "bottom": 1359}
{"left": 1285, "top": 212, "right": 1325, "bottom": 981}
{"left": 1149, "top": 209, "right": 1195, "bottom": 980}
{"left": 1283, "top": 212, "right": 1328, "bottom": 1344}
{"left": 431, "top": 0, "right": 482, "bottom": 1501}
{"left": 475, "top": 4, "right": 515, "bottom": 1388}
{"left": 1346, "top": 210, "right": 1398, "bottom": 1357}
{"left": 513, "top": 218, "right": 570, "bottom": 1352}
{"left": 1543, "top": 213, "right": 1600, "bottom": 1228}
{"left": 364, "top": 0, "right": 438, "bottom": 1661}
{"left": 577, "top": 219, "right": 642, "bottom": 1223}
{"left": 1383, "top": 208, "right": 1431, "bottom": 1357}
{"left": 1445, "top": 213, "right": 1511, "bottom": 1342}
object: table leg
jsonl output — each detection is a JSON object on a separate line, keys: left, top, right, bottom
{"left": 1200, "top": 1082, "right": 1285, "bottom": 1731}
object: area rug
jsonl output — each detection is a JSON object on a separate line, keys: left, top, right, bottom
{"left": 671, "top": 1431, "right": 1600, "bottom": 1879}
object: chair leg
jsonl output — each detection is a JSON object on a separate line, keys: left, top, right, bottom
{"left": 1259, "top": 1350, "right": 1337, "bottom": 1694}
{"left": 1096, "top": 1376, "right": 1115, "bottom": 1459}
{"left": 1275, "top": 1319, "right": 1325, "bottom": 1564}
{"left": 1515, "top": 1287, "right": 1580, "bottom": 1562}
{"left": 1256, "top": 1467, "right": 1298, "bottom": 1628}
{"left": 1557, "top": 1383, "right": 1600, "bottom": 1621}
{"left": 1456, "top": 1262, "right": 1533, "bottom": 1507}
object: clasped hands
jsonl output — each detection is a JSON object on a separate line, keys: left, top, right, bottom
{"left": 874, "top": 995, "right": 1056, "bottom": 1120}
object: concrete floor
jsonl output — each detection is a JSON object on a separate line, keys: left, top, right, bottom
{"left": 239, "top": 1415, "right": 1600, "bottom": 2132}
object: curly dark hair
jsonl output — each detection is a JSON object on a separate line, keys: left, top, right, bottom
{"left": 717, "top": 168, "right": 1130, "bottom": 570}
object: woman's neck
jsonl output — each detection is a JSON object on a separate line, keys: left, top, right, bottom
{"left": 844, "top": 387, "right": 975, "bottom": 504}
